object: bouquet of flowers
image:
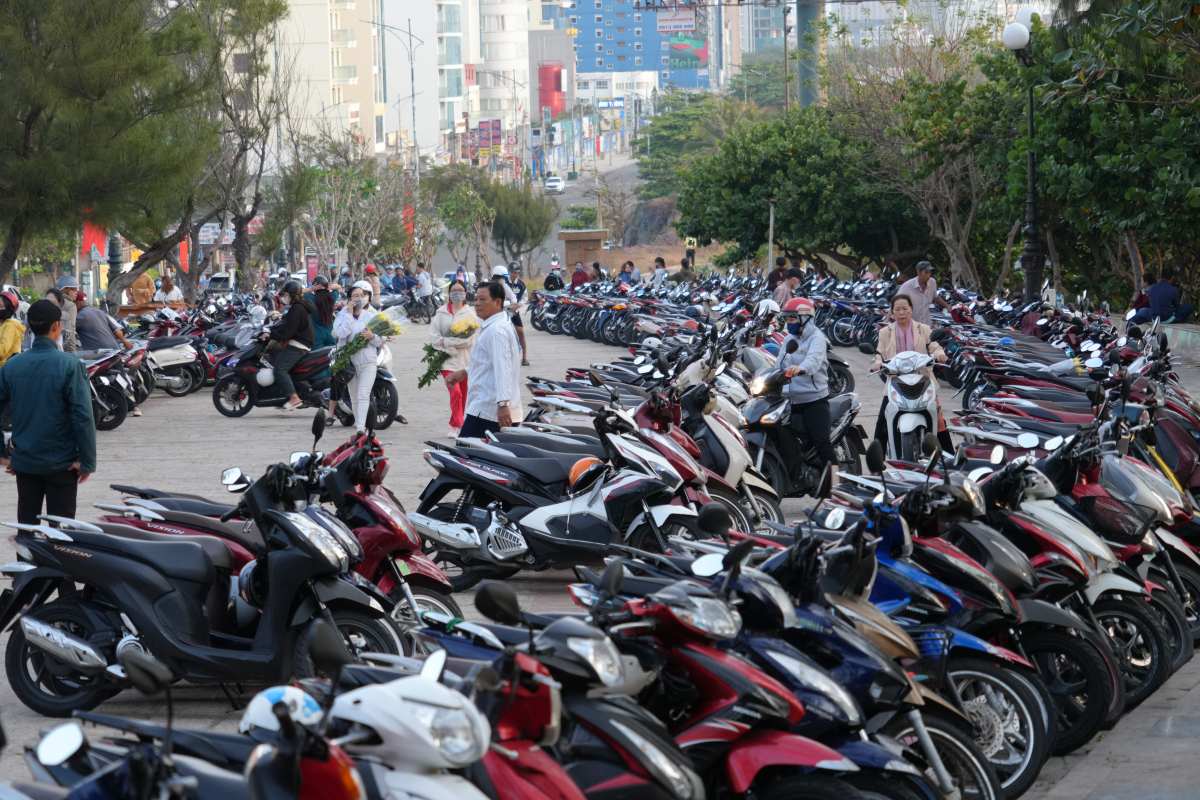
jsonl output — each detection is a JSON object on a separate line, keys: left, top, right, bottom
{"left": 418, "top": 317, "right": 479, "bottom": 389}
{"left": 331, "top": 310, "right": 405, "bottom": 375}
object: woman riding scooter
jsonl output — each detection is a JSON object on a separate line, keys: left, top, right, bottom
{"left": 778, "top": 297, "right": 838, "bottom": 487}
{"left": 270, "top": 280, "right": 315, "bottom": 411}
{"left": 871, "top": 293, "right": 951, "bottom": 454}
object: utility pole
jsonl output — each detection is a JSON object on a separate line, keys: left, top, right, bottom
{"left": 407, "top": 18, "right": 419, "bottom": 182}
{"left": 783, "top": 6, "right": 793, "bottom": 112}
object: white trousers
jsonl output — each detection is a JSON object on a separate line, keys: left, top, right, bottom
{"left": 349, "top": 362, "right": 378, "bottom": 432}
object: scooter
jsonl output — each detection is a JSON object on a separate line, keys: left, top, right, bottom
{"left": 874, "top": 351, "right": 939, "bottom": 463}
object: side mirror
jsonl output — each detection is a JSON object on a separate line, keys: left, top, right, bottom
{"left": 1118, "top": 336, "right": 1128, "bottom": 347}
{"left": 289, "top": 452, "right": 309, "bottom": 470}
{"left": 968, "top": 466, "right": 993, "bottom": 481}
{"left": 221, "top": 468, "right": 250, "bottom": 492}
{"left": 1016, "top": 432, "right": 1039, "bottom": 450}
{"left": 722, "top": 538, "right": 755, "bottom": 571}
{"left": 1044, "top": 435, "right": 1064, "bottom": 451}
{"left": 307, "top": 619, "right": 354, "bottom": 678}
{"left": 1125, "top": 308, "right": 1137, "bottom": 321}
{"left": 1084, "top": 357, "right": 1104, "bottom": 369}
{"left": 692, "top": 553, "right": 724, "bottom": 578}
{"left": 312, "top": 410, "right": 327, "bottom": 443}
{"left": 420, "top": 648, "right": 448, "bottom": 680}
{"left": 823, "top": 507, "right": 846, "bottom": 530}
{"left": 475, "top": 580, "right": 522, "bottom": 626}
{"left": 858, "top": 341, "right": 876, "bottom": 355}
{"left": 1159, "top": 332, "right": 1169, "bottom": 352}
{"left": 989, "top": 444, "right": 1005, "bottom": 465}
{"left": 865, "top": 440, "right": 886, "bottom": 474}
{"left": 921, "top": 432, "right": 940, "bottom": 458}
{"left": 588, "top": 370, "right": 605, "bottom": 387}
{"left": 1036, "top": 317, "right": 1048, "bottom": 327}
{"left": 698, "top": 502, "right": 733, "bottom": 536}
{"left": 35, "top": 723, "right": 87, "bottom": 768}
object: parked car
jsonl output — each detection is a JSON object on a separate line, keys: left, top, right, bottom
{"left": 544, "top": 175, "right": 565, "bottom": 194}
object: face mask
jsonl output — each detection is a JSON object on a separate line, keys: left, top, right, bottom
{"left": 352, "top": 297, "right": 364, "bottom": 309}
{"left": 450, "top": 292, "right": 466, "bottom": 304}
{"left": 279, "top": 295, "right": 290, "bottom": 307}
{"left": 786, "top": 321, "right": 802, "bottom": 336}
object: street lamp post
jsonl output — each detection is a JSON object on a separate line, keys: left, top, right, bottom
{"left": 1003, "top": 8, "right": 1042, "bottom": 304}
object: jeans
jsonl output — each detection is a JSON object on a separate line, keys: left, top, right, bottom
{"left": 788, "top": 398, "right": 835, "bottom": 468}
{"left": 460, "top": 414, "right": 500, "bottom": 439}
{"left": 349, "top": 362, "right": 377, "bottom": 432}
{"left": 270, "top": 345, "right": 306, "bottom": 399}
{"left": 17, "top": 470, "right": 78, "bottom": 525}
{"left": 442, "top": 370, "right": 468, "bottom": 429}
{"left": 1132, "top": 304, "right": 1193, "bottom": 325}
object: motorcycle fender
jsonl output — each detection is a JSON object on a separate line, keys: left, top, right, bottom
{"left": 1158, "top": 528, "right": 1200, "bottom": 570}
{"left": 1017, "top": 598, "right": 1093, "bottom": 636}
{"left": 377, "top": 552, "right": 452, "bottom": 594}
{"left": 291, "top": 575, "right": 386, "bottom": 626}
{"left": 375, "top": 369, "right": 396, "bottom": 384}
{"left": 627, "top": 504, "right": 697, "bottom": 537}
{"left": 948, "top": 627, "right": 1034, "bottom": 670}
{"left": 832, "top": 737, "right": 925, "bottom": 779}
{"left": 378, "top": 769, "right": 490, "bottom": 800}
{"left": 0, "top": 567, "right": 69, "bottom": 632}
{"left": 896, "top": 413, "right": 929, "bottom": 435}
{"left": 912, "top": 682, "right": 967, "bottom": 722}
{"left": 725, "top": 730, "right": 857, "bottom": 792}
{"left": 1085, "top": 572, "right": 1148, "bottom": 604}
{"left": 741, "top": 469, "right": 778, "bottom": 497}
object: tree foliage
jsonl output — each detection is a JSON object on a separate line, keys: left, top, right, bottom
{"left": 491, "top": 183, "right": 557, "bottom": 271}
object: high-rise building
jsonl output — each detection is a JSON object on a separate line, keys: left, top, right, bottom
{"left": 559, "top": 0, "right": 710, "bottom": 90}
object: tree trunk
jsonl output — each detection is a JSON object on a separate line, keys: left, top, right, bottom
{"left": 0, "top": 217, "right": 29, "bottom": 286}
{"left": 1124, "top": 230, "right": 1145, "bottom": 301}
{"left": 995, "top": 218, "right": 1021, "bottom": 294}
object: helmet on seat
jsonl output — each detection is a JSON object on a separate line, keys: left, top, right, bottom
{"left": 568, "top": 457, "right": 605, "bottom": 493}
{"left": 238, "top": 684, "right": 324, "bottom": 738}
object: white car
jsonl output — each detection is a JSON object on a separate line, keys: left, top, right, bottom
{"left": 544, "top": 176, "right": 565, "bottom": 194}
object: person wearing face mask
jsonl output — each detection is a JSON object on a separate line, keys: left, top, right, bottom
{"left": 776, "top": 297, "right": 837, "bottom": 488}
{"left": 431, "top": 280, "right": 478, "bottom": 436}
{"left": 268, "top": 280, "right": 315, "bottom": 411}
{"left": 332, "top": 281, "right": 384, "bottom": 432}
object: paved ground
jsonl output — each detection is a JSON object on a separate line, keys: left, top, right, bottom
{"left": 0, "top": 320, "right": 1196, "bottom": 798}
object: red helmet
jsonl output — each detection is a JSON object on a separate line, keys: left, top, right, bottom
{"left": 781, "top": 297, "right": 815, "bottom": 316}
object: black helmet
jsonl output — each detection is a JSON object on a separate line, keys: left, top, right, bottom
{"left": 312, "top": 274, "right": 329, "bottom": 288}
{"left": 281, "top": 280, "right": 304, "bottom": 302}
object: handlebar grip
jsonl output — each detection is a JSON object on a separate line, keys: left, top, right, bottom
{"left": 220, "top": 506, "right": 241, "bottom": 523}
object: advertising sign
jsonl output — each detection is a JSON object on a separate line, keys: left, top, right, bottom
{"left": 656, "top": 7, "right": 696, "bottom": 33}
{"left": 489, "top": 119, "right": 502, "bottom": 156}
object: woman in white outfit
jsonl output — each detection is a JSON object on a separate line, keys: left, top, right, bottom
{"left": 332, "top": 281, "right": 382, "bottom": 432}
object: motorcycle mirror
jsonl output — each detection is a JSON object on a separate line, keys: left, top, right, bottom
{"left": 638, "top": 363, "right": 654, "bottom": 374}
{"left": 857, "top": 341, "right": 876, "bottom": 355}
{"left": 1125, "top": 308, "right": 1137, "bottom": 321}
{"left": 722, "top": 538, "right": 755, "bottom": 572}
{"left": 634, "top": 355, "right": 646, "bottom": 365}
{"left": 289, "top": 452, "right": 308, "bottom": 470}
{"left": 865, "top": 440, "right": 886, "bottom": 474}
{"left": 968, "top": 466, "right": 993, "bottom": 481}
{"left": 1085, "top": 357, "right": 1105, "bottom": 369}
{"left": 599, "top": 558, "right": 625, "bottom": 598}
{"left": 824, "top": 507, "right": 846, "bottom": 530}
{"left": 989, "top": 445, "right": 1005, "bottom": 465}
{"left": 36, "top": 722, "right": 87, "bottom": 768}
{"left": 921, "top": 432, "right": 940, "bottom": 458}
{"left": 312, "top": 410, "right": 327, "bottom": 443}
{"left": 221, "top": 468, "right": 250, "bottom": 492}
{"left": 1016, "top": 432, "right": 1039, "bottom": 450}
{"left": 692, "top": 553, "right": 725, "bottom": 578}
{"left": 475, "top": 580, "right": 522, "bottom": 626}
{"left": 1159, "top": 332, "right": 1169, "bottom": 352}
{"left": 307, "top": 619, "right": 354, "bottom": 679}
{"left": 1036, "top": 317, "right": 1048, "bottom": 327}
{"left": 120, "top": 646, "right": 173, "bottom": 696}
{"left": 1044, "top": 435, "right": 1064, "bottom": 451}
{"left": 421, "top": 648, "right": 448, "bottom": 680}
{"left": 698, "top": 502, "right": 733, "bottom": 537}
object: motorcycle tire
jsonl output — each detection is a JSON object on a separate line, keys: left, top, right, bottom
{"left": 758, "top": 776, "right": 866, "bottom": 800}
{"left": 883, "top": 709, "right": 1001, "bottom": 800}
{"left": 830, "top": 317, "right": 856, "bottom": 348}
{"left": 625, "top": 515, "right": 705, "bottom": 553}
{"left": 185, "top": 362, "right": 207, "bottom": 394}
{"left": 899, "top": 428, "right": 924, "bottom": 463}
{"left": 139, "top": 363, "right": 157, "bottom": 394}
{"left": 845, "top": 774, "right": 927, "bottom": 800}
{"left": 749, "top": 486, "right": 785, "bottom": 530}
{"left": 828, "top": 363, "right": 855, "bottom": 395}
{"left": 294, "top": 609, "right": 402, "bottom": 679}
{"left": 6, "top": 602, "right": 121, "bottom": 717}
{"left": 705, "top": 484, "right": 755, "bottom": 537}
{"left": 837, "top": 428, "right": 865, "bottom": 476}
{"left": 962, "top": 380, "right": 997, "bottom": 412}
{"left": 1169, "top": 562, "right": 1200, "bottom": 639}
{"left": 949, "top": 657, "right": 1051, "bottom": 799}
{"left": 94, "top": 383, "right": 128, "bottom": 431}
{"left": 371, "top": 380, "right": 400, "bottom": 430}
{"left": 1092, "top": 596, "right": 1171, "bottom": 707}
{"left": 212, "top": 375, "right": 255, "bottom": 417}
{"left": 1022, "top": 629, "right": 1113, "bottom": 755}
{"left": 161, "top": 367, "right": 194, "bottom": 398}
{"left": 1148, "top": 586, "right": 1193, "bottom": 673}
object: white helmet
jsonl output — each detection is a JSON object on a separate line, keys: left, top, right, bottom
{"left": 755, "top": 298, "right": 781, "bottom": 317}
{"left": 491, "top": 265, "right": 509, "bottom": 279}
{"left": 256, "top": 366, "right": 275, "bottom": 387}
{"left": 351, "top": 280, "right": 374, "bottom": 299}
{"left": 239, "top": 685, "right": 324, "bottom": 736}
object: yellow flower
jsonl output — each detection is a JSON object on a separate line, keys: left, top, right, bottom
{"left": 449, "top": 318, "right": 479, "bottom": 337}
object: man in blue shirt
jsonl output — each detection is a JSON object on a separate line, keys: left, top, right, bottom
{"left": 1133, "top": 272, "right": 1193, "bottom": 325}
{"left": 0, "top": 300, "right": 96, "bottom": 523}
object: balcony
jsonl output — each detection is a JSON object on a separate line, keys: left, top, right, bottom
{"left": 332, "top": 65, "right": 358, "bottom": 85}
{"left": 331, "top": 29, "right": 356, "bottom": 48}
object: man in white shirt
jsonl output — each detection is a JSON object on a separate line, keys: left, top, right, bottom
{"left": 895, "top": 261, "right": 949, "bottom": 327}
{"left": 445, "top": 281, "right": 523, "bottom": 438}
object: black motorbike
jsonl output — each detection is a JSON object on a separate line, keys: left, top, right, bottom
{"left": 0, "top": 420, "right": 400, "bottom": 717}
{"left": 742, "top": 368, "right": 868, "bottom": 498}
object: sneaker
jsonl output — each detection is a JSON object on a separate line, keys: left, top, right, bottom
{"left": 447, "top": 427, "right": 460, "bottom": 438}
{"left": 130, "top": 407, "right": 143, "bottom": 417}
{"left": 282, "top": 400, "right": 303, "bottom": 411}
{"left": 521, "top": 359, "right": 530, "bottom": 366}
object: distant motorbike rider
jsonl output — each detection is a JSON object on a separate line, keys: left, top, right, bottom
{"left": 777, "top": 297, "right": 837, "bottom": 486}
{"left": 267, "top": 280, "right": 315, "bottom": 411}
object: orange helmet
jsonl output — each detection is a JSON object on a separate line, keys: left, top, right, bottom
{"left": 568, "top": 456, "right": 605, "bottom": 493}
{"left": 781, "top": 297, "right": 815, "bottom": 317}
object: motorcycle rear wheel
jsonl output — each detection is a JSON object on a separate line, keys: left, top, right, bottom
{"left": 1092, "top": 596, "right": 1171, "bottom": 707}
{"left": 94, "top": 383, "right": 128, "bottom": 431}
{"left": 6, "top": 602, "right": 120, "bottom": 718}
{"left": 884, "top": 710, "right": 1001, "bottom": 800}
{"left": 828, "top": 362, "right": 856, "bottom": 395}
{"left": 160, "top": 367, "right": 194, "bottom": 397}
{"left": 1149, "top": 585, "right": 1194, "bottom": 673}
{"left": 294, "top": 609, "right": 401, "bottom": 679}
{"left": 370, "top": 380, "right": 399, "bottom": 430}
{"left": 1022, "top": 629, "right": 1112, "bottom": 755}
{"left": 705, "top": 484, "right": 755, "bottom": 536}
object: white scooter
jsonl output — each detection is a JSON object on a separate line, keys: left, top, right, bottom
{"left": 877, "top": 351, "right": 938, "bottom": 462}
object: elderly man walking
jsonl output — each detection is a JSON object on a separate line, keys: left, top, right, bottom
{"left": 445, "top": 282, "right": 522, "bottom": 438}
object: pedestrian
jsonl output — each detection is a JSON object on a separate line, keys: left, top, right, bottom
{"left": 364, "top": 265, "right": 383, "bottom": 300}
{"left": 154, "top": 274, "right": 183, "bottom": 303}
{"left": 415, "top": 262, "right": 434, "bottom": 311}
{"left": 773, "top": 268, "right": 804, "bottom": 307}
{"left": 571, "top": 261, "right": 589, "bottom": 289}
{"left": 332, "top": 281, "right": 382, "bottom": 432}
{"left": 872, "top": 293, "right": 951, "bottom": 453}
{"left": 268, "top": 280, "right": 315, "bottom": 411}
{"left": 896, "top": 261, "right": 949, "bottom": 327}
{"left": 431, "top": 280, "right": 477, "bottom": 436}
{"left": 0, "top": 299, "right": 96, "bottom": 524}
{"left": 306, "top": 275, "right": 339, "bottom": 349}
{"left": 52, "top": 276, "right": 80, "bottom": 352}
{"left": 0, "top": 292, "right": 24, "bottom": 366}
{"left": 444, "top": 281, "right": 522, "bottom": 438}
{"left": 76, "top": 300, "right": 132, "bottom": 352}
{"left": 508, "top": 263, "right": 530, "bottom": 365}
{"left": 678, "top": 257, "right": 694, "bottom": 281}
{"left": 767, "top": 256, "right": 789, "bottom": 291}
{"left": 617, "top": 261, "right": 635, "bottom": 285}
{"left": 652, "top": 256, "right": 668, "bottom": 287}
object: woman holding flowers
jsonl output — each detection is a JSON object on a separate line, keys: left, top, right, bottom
{"left": 429, "top": 280, "right": 478, "bottom": 436}
{"left": 333, "top": 281, "right": 385, "bottom": 433}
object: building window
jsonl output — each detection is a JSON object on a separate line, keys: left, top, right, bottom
{"left": 595, "top": 29, "right": 602, "bottom": 37}
{"left": 633, "top": 42, "right": 642, "bottom": 51}
{"left": 606, "top": 32, "right": 612, "bottom": 40}
{"left": 634, "top": 27, "right": 642, "bottom": 37}
{"left": 606, "top": 48, "right": 613, "bottom": 55}
{"left": 596, "top": 79, "right": 609, "bottom": 89}
{"left": 634, "top": 12, "right": 641, "bottom": 21}
{"left": 660, "top": 55, "right": 668, "bottom": 64}
{"left": 594, "top": 14, "right": 602, "bottom": 22}
{"left": 617, "top": 54, "right": 626, "bottom": 62}
{"left": 375, "top": 114, "right": 384, "bottom": 143}
{"left": 634, "top": 56, "right": 642, "bottom": 65}
{"left": 594, "top": 43, "right": 602, "bottom": 52}
{"left": 595, "top": 57, "right": 603, "bottom": 66}
{"left": 569, "top": 15, "right": 577, "bottom": 23}
{"left": 578, "top": 80, "right": 590, "bottom": 89}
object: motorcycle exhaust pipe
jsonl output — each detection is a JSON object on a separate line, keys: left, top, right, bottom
{"left": 20, "top": 617, "right": 107, "bottom": 673}
{"left": 154, "top": 373, "right": 189, "bottom": 390}
{"left": 407, "top": 512, "right": 482, "bottom": 549}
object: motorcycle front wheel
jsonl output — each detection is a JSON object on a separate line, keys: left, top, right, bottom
{"left": 758, "top": 776, "right": 867, "bottom": 800}
{"left": 370, "top": 380, "right": 399, "bottom": 430}
{"left": 160, "top": 366, "right": 194, "bottom": 397}
{"left": 884, "top": 710, "right": 1001, "bottom": 800}
{"left": 1023, "top": 629, "right": 1113, "bottom": 755}
{"left": 1092, "top": 596, "right": 1171, "bottom": 707}
{"left": 212, "top": 375, "right": 255, "bottom": 417}
{"left": 294, "top": 609, "right": 401, "bottom": 678}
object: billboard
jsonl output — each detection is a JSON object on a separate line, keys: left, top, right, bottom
{"left": 656, "top": 7, "right": 696, "bottom": 34}
{"left": 489, "top": 119, "right": 502, "bottom": 156}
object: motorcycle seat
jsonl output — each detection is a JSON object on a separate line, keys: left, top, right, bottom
{"left": 983, "top": 414, "right": 1083, "bottom": 437}
{"left": 484, "top": 442, "right": 597, "bottom": 474}
{"left": 828, "top": 393, "right": 856, "bottom": 421}
{"left": 93, "top": 522, "right": 233, "bottom": 573}
{"left": 71, "top": 530, "right": 214, "bottom": 585}
{"left": 490, "top": 429, "right": 607, "bottom": 459}
{"left": 450, "top": 443, "right": 576, "bottom": 486}
{"left": 10, "top": 785, "right": 69, "bottom": 800}
{"left": 138, "top": 497, "right": 238, "bottom": 518}
{"left": 148, "top": 336, "right": 194, "bottom": 350}
{"left": 75, "top": 712, "right": 258, "bottom": 771}
{"left": 141, "top": 508, "right": 265, "bottom": 555}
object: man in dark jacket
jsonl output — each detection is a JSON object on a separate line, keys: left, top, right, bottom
{"left": 0, "top": 300, "right": 96, "bottom": 523}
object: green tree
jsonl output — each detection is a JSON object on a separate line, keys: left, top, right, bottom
{"left": 560, "top": 205, "right": 598, "bottom": 230}
{"left": 489, "top": 182, "right": 557, "bottom": 271}
{"left": 438, "top": 184, "right": 492, "bottom": 272}
{"left": 725, "top": 49, "right": 790, "bottom": 111}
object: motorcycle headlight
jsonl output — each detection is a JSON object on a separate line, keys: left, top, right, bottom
{"left": 308, "top": 507, "right": 363, "bottom": 562}
{"left": 750, "top": 377, "right": 766, "bottom": 396}
{"left": 567, "top": 636, "right": 624, "bottom": 687}
{"left": 404, "top": 702, "right": 485, "bottom": 766}
{"left": 284, "top": 512, "right": 348, "bottom": 572}
{"left": 669, "top": 596, "right": 741, "bottom": 639}
{"left": 609, "top": 719, "right": 697, "bottom": 799}
{"left": 764, "top": 649, "right": 863, "bottom": 727}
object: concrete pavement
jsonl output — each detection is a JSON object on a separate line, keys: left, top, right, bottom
{"left": 0, "top": 321, "right": 1197, "bottom": 798}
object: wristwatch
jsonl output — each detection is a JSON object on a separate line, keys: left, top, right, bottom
{"left": 497, "top": 400, "right": 510, "bottom": 409}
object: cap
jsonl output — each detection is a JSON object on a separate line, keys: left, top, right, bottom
{"left": 56, "top": 275, "right": 79, "bottom": 290}
{"left": 352, "top": 280, "right": 373, "bottom": 296}
{"left": 27, "top": 299, "right": 62, "bottom": 327}
{"left": 312, "top": 275, "right": 329, "bottom": 287}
